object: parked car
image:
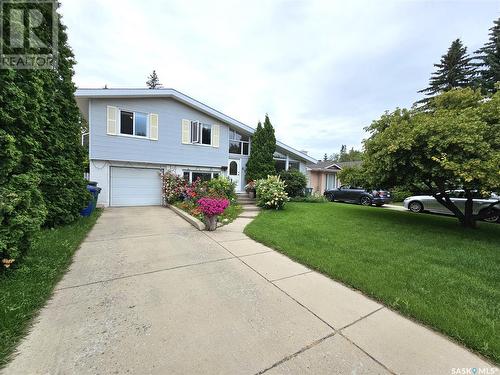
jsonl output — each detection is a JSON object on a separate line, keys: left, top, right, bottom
{"left": 324, "top": 185, "right": 392, "bottom": 206}
{"left": 403, "top": 190, "right": 500, "bottom": 223}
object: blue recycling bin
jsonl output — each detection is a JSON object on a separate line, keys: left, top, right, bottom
{"left": 80, "top": 184, "right": 101, "bottom": 217}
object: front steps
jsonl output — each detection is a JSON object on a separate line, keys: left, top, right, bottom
{"left": 236, "top": 193, "right": 260, "bottom": 218}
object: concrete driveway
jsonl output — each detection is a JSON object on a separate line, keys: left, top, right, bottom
{"left": 3, "top": 207, "right": 495, "bottom": 374}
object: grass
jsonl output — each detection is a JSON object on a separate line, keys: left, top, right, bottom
{"left": 219, "top": 203, "right": 243, "bottom": 224}
{"left": 244, "top": 202, "right": 500, "bottom": 363}
{"left": 0, "top": 209, "right": 102, "bottom": 368}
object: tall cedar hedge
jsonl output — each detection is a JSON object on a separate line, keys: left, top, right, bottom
{"left": 0, "top": 3, "right": 88, "bottom": 264}
{"left": 245, "top": 115, "right": 276, "bottom": 182}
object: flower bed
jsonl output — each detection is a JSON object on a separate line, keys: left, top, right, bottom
{"left": 161, "top": 172, "right": 239, "bottom": 229}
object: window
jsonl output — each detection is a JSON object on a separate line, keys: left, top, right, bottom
{"left": 275, "top": 160, "right": 286, "bottom": 172}
{"left": 289, "top": 161, "right": 300, "bottom": 171}
{"left": 190, "top": 121, "right": 211, "bottom": 145}
{"left": 120, "top": 111, "right": 133, "bottom": 135}
{"left": 135, "top": 112, "right": 148, "bottom": 137}
{"left": 191, "top": 121, "right": 200, "bottom": 143}
{"left": 229, "top": 161, "right": 238, "bottom": 175}
{"left": 183, "top": 171, "right": 220, "bottom": 183}
{"left": 229, "top": 130, "right": 250, "bottom": 155}
{"left": 201, "top": 124, "right": 211, "bottom": 145}
{"left": 120, "top": 110, "right": 148, "bottom": 137}
{"left": 192, "top": 172, "right": 212, "bottom": 182}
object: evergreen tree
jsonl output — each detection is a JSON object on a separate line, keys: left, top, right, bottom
{"left": 245, "top": 116, "right": 277, "bottom": 181}
{"left": 146, "top": 70, "right": 162, "bottom": 89}
{"left": 323, "top": 153, "right": 328, "bottom": 161}
{"left": 475, "top": 17, "right": 500, "bottom": 94}
{"left": 38, "top": 17, "right": 89, "bottom": 226}
{"left": 1, "top": 1, "right": 88, "bottom": 265}
{"left": 418, "top": 39, "right": 475, "bottom": 100}
{"left": 262, "top": 114, "right": 276, "bottom": 164}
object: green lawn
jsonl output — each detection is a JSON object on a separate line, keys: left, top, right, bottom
{"left": 244, "top": 202, "right": 500, "bottom": 363}
{"left": 0, "top": 209, "right": 102, "bottom": 368}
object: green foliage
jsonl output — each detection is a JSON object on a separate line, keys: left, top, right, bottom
{"left": 363, "top": 88, "right": 500, "bottom": 226}
{"left": 0, "top": 3, "right": 88, "bottom": 264}
{"left": 390, "top": 187, "right": 414, "bottom": 202}
{"left": 217, "top": 204, "right": 243, "bottom": 224}
{"left": 37, "top": 19, "right": 89, "bottom": 227}
{"left": 418, "top": 39, "right": 475, "bottom": 102}
{"left": 245, "top": 115, "right": 277, "bottom": 181}
{"left": 475, "top": 17, "right": 500, "bottom": 94}
{"left": 289, "top": 194, "right": 328, "bottom": 203}
{"left": 337, "top": 166, "right": 368, "bottom": 187}
{"left": 279, "top": 170, "right": 307, "bottom": 197}
{"left": 330, "top": 145, "right": 363, "bottom": 162}
{"left": 206, "top": 176, "right": 237, "bottom": 202}
{"left": 255, "top": 175, "right": 289, "bottom": 210}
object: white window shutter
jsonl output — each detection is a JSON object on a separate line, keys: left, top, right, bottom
{"left": 107, "top": 106, "right": 117, "bottom": 135}
{"left": 181, "top": 119, "right": 190, "bottom": 144}
{"left": 149, "top": 113, "right": 159, "bottom": 140}
{"left": 212, "top": 124, "right": 220, "bottom": 148}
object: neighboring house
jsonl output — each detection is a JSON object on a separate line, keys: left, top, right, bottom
{"left": 75, "top": 88, "right": 317, "bottom": 207}
{"left": 306, "top": 160, "right": 362, "bottom": 194}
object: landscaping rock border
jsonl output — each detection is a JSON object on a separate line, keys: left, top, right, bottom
{"left": 166, "top": 204, "right": 206, "bottom": 231}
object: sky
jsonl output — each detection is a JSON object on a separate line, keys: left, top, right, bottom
{"left": 59, "top": 0, "right": 499, "bottom": 161}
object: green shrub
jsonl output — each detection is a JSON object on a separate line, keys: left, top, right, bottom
{"left": 391, "top": 187, "right": 414, "bottom": 202}
{"left": 279, "top": 170, "right": 307, "bottom": 197}
{"left": 255, "top": 175, "right": 289, "bottom": 210}
{"left": 206, "top": 176, "right": 236, "bottom": 202}
{"left": 290, "top": 193, "right": 328, "bottom": 203}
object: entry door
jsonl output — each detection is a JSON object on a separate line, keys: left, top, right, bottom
{"left": 228, "top": 159, "right": 241, "bottom": 191}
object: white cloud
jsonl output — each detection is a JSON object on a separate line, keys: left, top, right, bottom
{"left": 59, "top": 0, "right": 498, "bottom": 160}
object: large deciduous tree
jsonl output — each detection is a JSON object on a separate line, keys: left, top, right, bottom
{"left": 245, "top": 115, "right": 277, "bottom": 181}
{"left": 418, "top": 39, "right": 475, "bottom": 103}
{"left": 475, "top": 17, "right": 500, "bottom": 94}
{"left": 363, "top": 88, "right": 500, "bottom": 228}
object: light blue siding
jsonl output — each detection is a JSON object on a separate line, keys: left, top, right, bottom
{"left": 90, "top": 98, "right": 229, "bottom": 167}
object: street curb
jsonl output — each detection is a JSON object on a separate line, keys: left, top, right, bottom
{"left": 167, "top": 204, "right": 206, "bottom": 231}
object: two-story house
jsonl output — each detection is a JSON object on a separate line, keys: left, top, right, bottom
{"left": 75, "top": 88, "right": 317, "bottom": 207}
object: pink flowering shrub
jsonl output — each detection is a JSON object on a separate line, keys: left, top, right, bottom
{"left": 197, "top": 197, "right": 229, "bottom": 217}
{"left": 160, "top": 172, "right": 187, "bottom": 204}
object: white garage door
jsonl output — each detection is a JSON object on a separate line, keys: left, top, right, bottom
{"left": 110, "top": 167, "right": 162, "bottom": 206}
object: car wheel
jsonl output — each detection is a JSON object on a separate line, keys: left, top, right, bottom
{"left": 360, "top": 196, "right": 372, "bottom": 206}
{"left": 480, "top": 208, "right": 500, "bottom": 223}
{"left": 408, "top": 201, "right": 423, "bottom": 213}
{"left": 326, "top": 194, "right": 335, "bottom": 202}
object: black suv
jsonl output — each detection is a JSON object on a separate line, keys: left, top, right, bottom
{"left": 324, "top": 185, "right": 392, "bottom": 207}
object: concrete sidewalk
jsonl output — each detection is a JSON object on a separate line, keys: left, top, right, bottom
{"left": 3, "top": 207, "right": 496, "bottom": 374}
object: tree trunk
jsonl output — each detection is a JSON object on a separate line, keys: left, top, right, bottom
{"left": 462, "top": 190, "right": 477, "bottom": 228}
{"left": 204, "top": 215, "right": 218, "bottom": 231}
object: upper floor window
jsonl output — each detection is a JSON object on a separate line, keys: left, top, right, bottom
{"left": 190, "top": 121, "right": 212, "bottom": 145}
{"left": 229, "top": 130, "right": 250, "bottom": 155}
{"left": 120, "top": 110, "right": 148, "bottom": 137}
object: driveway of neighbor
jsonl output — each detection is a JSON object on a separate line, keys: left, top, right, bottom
{"left": 3, "top": 207, "right": 496, "bottom": 374}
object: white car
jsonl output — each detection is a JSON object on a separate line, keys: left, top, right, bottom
{"left": 403, "top": 190, "right": 500, "bottom": 223}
